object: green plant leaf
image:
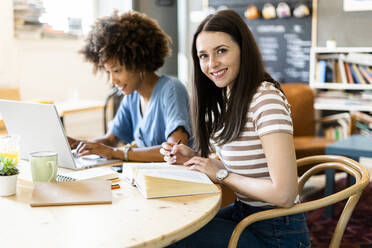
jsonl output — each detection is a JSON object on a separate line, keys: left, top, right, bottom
{"left": 0, "top": 155, "right": 19, "bottom": 176}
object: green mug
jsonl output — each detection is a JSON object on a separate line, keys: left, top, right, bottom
{"left": 30, "top": 151, "right": 58, "bottom": 182}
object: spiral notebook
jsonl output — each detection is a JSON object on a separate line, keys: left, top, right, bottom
{"left": 56, "top": 167, "right": 119, "bottom": 182}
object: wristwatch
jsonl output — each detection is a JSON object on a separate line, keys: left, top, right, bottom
{"left": 216, "top": 169, "right": 229, "bottom": 182}
{"left": 121, "top": 146, "right": 131, "bottom": 161}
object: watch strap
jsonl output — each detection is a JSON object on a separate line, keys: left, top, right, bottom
{"left": 121, "top": 146, "right": 131, "bottom": 161}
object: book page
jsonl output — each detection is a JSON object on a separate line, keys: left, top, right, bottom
{"left": 122, "top": 162, "right": 185, "bottom": 183}
{"left": 122, "top": 162, "right": 183, "bottom": 170}
{"left": 141, "top": 169, "right": 214, "bottom": 184}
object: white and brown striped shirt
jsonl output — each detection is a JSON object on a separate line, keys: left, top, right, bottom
{"left": 216, "top": 81, "right": 293, "bottom": 207}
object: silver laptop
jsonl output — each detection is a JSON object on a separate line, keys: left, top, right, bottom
{"left": 0, "top": 100, "right": 122, "bottom": 170}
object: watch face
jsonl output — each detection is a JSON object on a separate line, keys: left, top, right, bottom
{"left": 217, "top": 169, "right": 228, "bottom": 180}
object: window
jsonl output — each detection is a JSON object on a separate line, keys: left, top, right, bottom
{"left": 13, "top": 0, "right": 132, "bottom": 39}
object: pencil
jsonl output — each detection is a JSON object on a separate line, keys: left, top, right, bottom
{"left": 170, "top": 139, "right": 181, "bottom": 157}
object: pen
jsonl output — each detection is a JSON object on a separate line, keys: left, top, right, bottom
{"left": 170, "top": 139, "right": 181, "bottom": 157}
{"left": 111, "top": 184, "right": 120, "bottom": 190}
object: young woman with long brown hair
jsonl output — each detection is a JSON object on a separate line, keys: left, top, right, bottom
{"left": 161, "top": 10, "right": 310, "bottom": 247}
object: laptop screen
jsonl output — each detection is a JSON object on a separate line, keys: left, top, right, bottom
{"left": 0, "top": 100, "right": 77, "bottom": 169}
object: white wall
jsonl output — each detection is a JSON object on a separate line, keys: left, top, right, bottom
{"left": 0, "top": 0, "right": 111, "bottom": 139}
{"left": 177, "top": 0, "right": 206, "bottom": 90}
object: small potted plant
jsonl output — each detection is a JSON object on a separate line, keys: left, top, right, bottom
{"left": 0, "top": 155, "right": 19, "bottom": 196}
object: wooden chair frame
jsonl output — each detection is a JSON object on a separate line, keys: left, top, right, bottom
{"left": 228, "top": 155, "right": 370, "bottom": 248}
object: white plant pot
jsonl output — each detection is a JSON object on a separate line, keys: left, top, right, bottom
{"left": 0, "top": 174, "right": 18, "bottom": 196}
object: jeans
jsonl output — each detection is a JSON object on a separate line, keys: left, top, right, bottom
{"left": 168, "top": 200, "right": 310, "bottom": 248}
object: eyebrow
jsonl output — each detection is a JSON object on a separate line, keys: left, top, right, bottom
{"left": 197, "top": 44, "right": 229, "bottom": 54}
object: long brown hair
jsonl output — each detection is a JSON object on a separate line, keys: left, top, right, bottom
{"left": 191, "top": 10, "right": 271, "bottom": 157}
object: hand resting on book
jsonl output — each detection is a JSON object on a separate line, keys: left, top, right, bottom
{"left": 184, "top": 157, "right": 225, "bottom": 183}
{"left": 161, "top": 142, "right": 226, "bottom": 183}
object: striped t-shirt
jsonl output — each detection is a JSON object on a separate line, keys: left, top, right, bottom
{"left": 216, "top": 81, "right": 293, "bottom": 207}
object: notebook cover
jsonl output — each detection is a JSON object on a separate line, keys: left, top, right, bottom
{"left": 30, "top": 180, "right": 112, "bottom": 207}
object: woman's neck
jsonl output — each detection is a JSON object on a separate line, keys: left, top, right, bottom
{"left": 137, "top": 72, "right": 159, "bottom": 102}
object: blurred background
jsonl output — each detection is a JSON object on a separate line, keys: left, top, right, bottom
{"left": 0, "top": 0, "right": 207, "bottom": 139}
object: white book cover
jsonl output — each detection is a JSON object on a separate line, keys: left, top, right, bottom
{"left": 338, "top": 54, "right": 348, "bottom": 83}
{"left": 345, "top": 53, "right": 372, "bottom": 66}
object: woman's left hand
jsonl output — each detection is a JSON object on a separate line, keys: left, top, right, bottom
{"left": 184, "top": 157, "right": 222, "bottom": 183}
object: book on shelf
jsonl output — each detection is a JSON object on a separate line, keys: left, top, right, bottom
{"left": 352, "top": 111, "right": 372, "bottom": 125}
{"left": 315, "top": 54, "right": 346, "bottom": 83}
{"left": 351, "top": 63, "right": 367, "bottom": 84}
{"left": 317, "top": 60, "right": 327, "bottom": 82}
{"left": 368, "top": 67, "right": 372, "bottom": 75}
{"left": 351, "top": 111, "right": 372, "bottom": 136}
{"left": 359, "top": 65, "right": 372, "bottom": 84}
{"left": 324, "top": 126, "right": 346, "bottom": 140}
{"left": 355, "top": 121, "right": 372, "bottom": 136}
{"left": 325, "top": 60, "right": 335, "bottom": 82}
{"left": 314, "top": 52, "right": 372, "bottom": 84}
{"left": 361, "top": 91, "right": 372, "bottom": 100}
{"left": 321, "top": 112, "right": 351, "bottom": 140}
{"left": 122, "top": 162, "right": 220, "bottom": 199}
{"left": 344, "top": 53, "right": 372, "bottom": 67}
{"left": 338, "top": 54, "right": 348, "bottom": 83}
{"left": 334, "top": 60, "right": 342, "bottom": 83}
{"left": 344, "top": 62, "right": 354, "bottom": 84}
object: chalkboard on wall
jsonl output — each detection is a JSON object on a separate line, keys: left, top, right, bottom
{"left": 209, "top": 0, "right": 312, "bottom": 83}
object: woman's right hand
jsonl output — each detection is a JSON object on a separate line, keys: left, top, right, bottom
{"left": 67, "top": 136, "right": 80, "bottom": 149}
{"left": 160, "top": 142, "right": 195, "bottom": 164}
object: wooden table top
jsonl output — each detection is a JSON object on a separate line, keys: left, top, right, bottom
{"left": 0, "top": 163, "right": 221, "bottom": 248}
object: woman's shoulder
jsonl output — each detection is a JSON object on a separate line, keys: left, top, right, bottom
{"left": 159, "top": 75, "right": 184, "bottom": 86}
{"left": 250, "top": 81, "right": 290, "bottom": 110}
{"left": 255, "top": 81, "right": 281, "bottom": 95}
{"left": 252, "top": 81, "right": 285, "bottom": 101}
{"left": 157, "top": 75, "right": 188, "bottom": 94}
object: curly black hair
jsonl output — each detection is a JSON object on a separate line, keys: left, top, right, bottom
{"left": 80, "top": 10, "right": 172, "bottom": 73}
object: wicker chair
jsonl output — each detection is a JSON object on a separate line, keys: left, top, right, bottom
{"left": 281, "top": 83, "right": 353, "bottom": 176}
{"left": 228, "top": 155, "right": 370, "bottom": 248}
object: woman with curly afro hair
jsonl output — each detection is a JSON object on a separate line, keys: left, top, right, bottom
{"left": 68, "top": 11, "right": 192, "bottom": 162}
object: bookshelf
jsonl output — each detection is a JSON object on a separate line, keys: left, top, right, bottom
{"left": 309, "top": 47, "right": 372, "bottom": 112}
{"left": 309, "top": 47, "right": 372, "bottom": 138}
{"left": 13, "top": 0, "right": 44, "bottom": 39}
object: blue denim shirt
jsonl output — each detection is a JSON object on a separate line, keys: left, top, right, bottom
{"left": 110, "top": 75, "right": 192, "bottom": 147}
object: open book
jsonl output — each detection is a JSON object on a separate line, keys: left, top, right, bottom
{"left": 122, "top": 163, "right": 220, "bottom": 199}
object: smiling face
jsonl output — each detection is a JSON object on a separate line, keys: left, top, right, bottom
{"left": 196, "top": 31, "right": 241, "bottom": 89}
{"left": 104, "top": 61, "right": 142, "bottom": 95}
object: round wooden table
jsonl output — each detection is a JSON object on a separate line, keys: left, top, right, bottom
{"left": 0, "top": 165, "right": 221, "bottom": 248}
